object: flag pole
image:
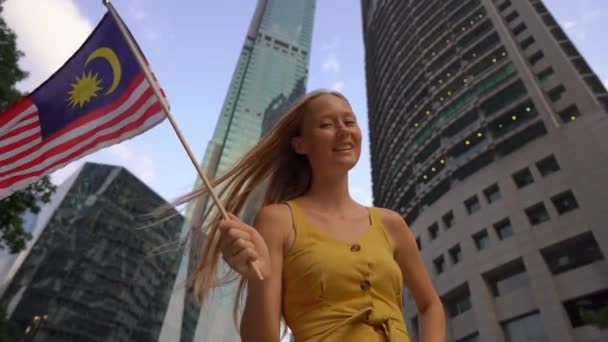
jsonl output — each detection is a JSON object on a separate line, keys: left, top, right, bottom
{"left": 102, "top": 0, "right": 263, "bottom": 281}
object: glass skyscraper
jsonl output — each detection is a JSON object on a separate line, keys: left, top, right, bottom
{"left": 0, "top": 162, "right": 184, "bottom": 342}
{"left": 200, "top": 0, "right": 314, "bottom": 183}
{"left": 158, "top": 1, "right": 316, "bottom": 341}
{"left": 362, "top": 0, "right": 608, "bottom": 341}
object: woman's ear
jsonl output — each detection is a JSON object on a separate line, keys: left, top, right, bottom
{"left": 291, "top": 136, "right": 305, "bottom": 155}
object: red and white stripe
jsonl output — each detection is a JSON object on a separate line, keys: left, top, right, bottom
{"left": 0, "top": 73, "right": 165, "bottom": 200}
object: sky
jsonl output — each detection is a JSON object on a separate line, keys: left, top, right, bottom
{"left": 3, "top": 0, "right": 608, "bottom": 208}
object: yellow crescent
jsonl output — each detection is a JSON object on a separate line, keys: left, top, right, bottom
{"left": 85, "top": 47, "right": 122, "bottom": 95}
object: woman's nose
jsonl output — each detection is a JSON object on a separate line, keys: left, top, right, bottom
{"left": 336, "top": 124, "right": 349, "bottom": 138}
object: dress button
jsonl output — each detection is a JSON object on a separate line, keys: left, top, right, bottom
{"left": 350, "top": 244, "right": 361, "bottom": 252}
{"left": 360, "top": 279, "right": 371, "bottom": 291}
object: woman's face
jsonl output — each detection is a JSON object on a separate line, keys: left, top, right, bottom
{"left": 292, "top": 94, "right": 362, "bottom": 175}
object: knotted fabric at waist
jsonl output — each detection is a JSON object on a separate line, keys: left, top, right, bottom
{"left": 291, "top": 307, "right": 407, "bottom": 342}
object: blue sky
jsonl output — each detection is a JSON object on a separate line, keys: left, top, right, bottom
{"left": 4, "top": 0, "right": 608, "bottom": 207}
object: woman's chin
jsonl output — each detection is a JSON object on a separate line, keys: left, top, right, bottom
{"left": 330, "top": 156, "right": 359, "bottom": 171}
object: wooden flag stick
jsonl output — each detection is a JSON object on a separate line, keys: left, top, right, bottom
{"left": 102, "top": 0, "right": 264, "bottom": 281}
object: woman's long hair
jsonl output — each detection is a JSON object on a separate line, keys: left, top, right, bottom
{"left": 172, "top": 89, "right": 349, "bottom": 329}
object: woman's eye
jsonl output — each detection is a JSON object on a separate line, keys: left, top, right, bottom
{"left": 320, "top": 123, "right": 332, "bottom": 128}
{"left": 345, "top": 120, "right": 356, "bottom": 126}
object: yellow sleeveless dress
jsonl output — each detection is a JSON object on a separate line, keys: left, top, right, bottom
{"left": 282, "top": 201, "right": 410, "bottom": 342}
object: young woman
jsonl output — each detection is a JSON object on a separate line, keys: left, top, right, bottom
{"left": 183, "top": 90, "right": 446, "bottom": 341}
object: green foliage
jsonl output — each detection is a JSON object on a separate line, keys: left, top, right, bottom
{"left": 0, "top": 1, "right": 28, "bottom": 111}
{"left": 0, "top": 0, "right": 56, "bottom": 254}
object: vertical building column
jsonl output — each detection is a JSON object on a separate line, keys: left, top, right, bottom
{"left": 522, "top": 252, "right": 575, "bottom": 342}
{"left": 468, "top": 273, "right": 505, "bottom": 341}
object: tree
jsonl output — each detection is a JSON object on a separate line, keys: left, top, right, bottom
{"left": 0, "top": 0, "right": 25, "bottom": 110}
{"left": 0, "top": 0, "right": 56, "bottom": 254}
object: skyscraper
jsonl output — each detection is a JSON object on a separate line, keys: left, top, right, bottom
{"left": 0, "top": 162, "right": 184, "bottom": 342}
{"left": 158, "top": 1, "right": 316, "bottom": 341}
{"left": 362, "top": 1, "right": 608, "bottom": 341}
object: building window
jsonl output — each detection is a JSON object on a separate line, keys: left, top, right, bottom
{"left": 473, "top": 229, "right": 490, "bottom": 250}
{"left": 498, "top": 0, "right": 512, "bottom": 12}
{"left": 494, "top": 218, "right": 513, "bottom": 240}
{"left": 442, "top": 211, "right": 454, "bottom": 229}
{"left": 444, "top": 284, "right": 472, "bottom": 318}
{"left": 551, "top": 190, "right": 579, "bottom": 215}
{"left": 542, "top": 12, "right": 558, "bottom": 27}
{"left": 558, "top": 104, "right": 581, "bottom": 123}
{"left": 525, "top": 202, "right": 550, "bottom": 225}
{"left": 449, "top": 244, "right": 462, "bottom": 265}
{"left": 464, "top": 195, "right": 481, "bottom": 215}
{"left": 528, "top": 50, "right": 544, "bottom": 65}
{"left": 512, "top": 22, "right": 527, "bottom": 36}
{"left": 434, "top": 255, "right": 445, "bottom": 275}
{"left": 537, "top": 66, "right": 554, "bottom": 82}
{"left": 502, "top": 312, "right": 547, "bottom": 342}
{"left": 541, "top": 231, "right": 604, "bottom": 275}
{"left": 428, "top": 223, "right": 439, "bottom": 240}
{"left": 484, "top": 183, "right": 502, "bottom": 203}
{"left": 573, "top": 58, "right": 593, "bottom": 75}
{"left": 563, "top": 289, "right": 608, "bottom": 328}
{"left": 504, "top": 10, "right": 519, "bottom": 23}
{"left": 520, "top": 36, "right": 535, "bottom": 50}
{"left": 535, "top": 154, "right": 560, "bottom": 177}
{"left": 483, "top": 259, "right": 529, "bottom": 297}
{"left": 512, "top": 168, "right": 534, "bottom": 188}
{"left": 456, "top": 333, "right": 479, "bottom": 342}
{"left": 548, "top": 84, "right": 567, "bottom": 102}
{"left": 480, "top": 80, "right": 527, "bottom": 116}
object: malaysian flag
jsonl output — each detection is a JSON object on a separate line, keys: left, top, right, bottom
{"left": 0, "top": 13, "right": 166, "bottom": 199}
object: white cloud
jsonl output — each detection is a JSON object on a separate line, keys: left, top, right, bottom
{"left": 3, "top": 0, "right": 93, "bottom": 92}
{"left": 48, "top": 143, "right": 157, "bottom": 188}
{"left": 563, "top": 20, "right": 586, "bottom": 39}
{"left": 560, "top": 9, "right": 605, "bottom": 42}
{"left": 331, "top": 81, "right": 345, "bottom": 92}
{"left": 108, "top": 143, "right": 132, "bottom": 161}
{"left": 50, "top": 160, "right": 85, "bottom": 186}
{"left": 106, "top": 143, "right": 156, "bottom": 182}
{"left": 322, "top": 53, "right": 340, "bottom": 73}
{"left": 563, "top": 21, "right": 577, "bottom": 30}
{"left": 133, "top": 155, "right": 156, "bottom": 183}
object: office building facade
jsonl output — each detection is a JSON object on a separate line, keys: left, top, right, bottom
{"left": 362, "top": 0, "right": 608, "bottom": 341}
{"left": 0, "top": 162, "right": 184, "bottom": 342}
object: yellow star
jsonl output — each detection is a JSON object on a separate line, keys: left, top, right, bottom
{"left": 67, "top": 71, "right": 103, "bottom": 108}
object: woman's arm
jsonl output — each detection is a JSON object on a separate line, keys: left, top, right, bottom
{"left": 239, "top": 204, "right": 291, "bottom": 342}
{"left": 380, "top": 209, "right": 446, "bottom": 342}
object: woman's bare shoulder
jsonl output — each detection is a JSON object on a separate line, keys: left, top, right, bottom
{"left": 375, "top": 207, "right": 408, "bottom": 229}
{"left": 254, "top": 203, "right": 293, "bottom": 233}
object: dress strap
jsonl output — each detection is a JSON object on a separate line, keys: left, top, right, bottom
{"left": 368, "top": 206, "right": 382, "bottom": 227}
{"left": 283, "top": 201, "right": 305, "bottom": 242}
{"left": 369, "top": 207, "right": 395, "bottom": 250}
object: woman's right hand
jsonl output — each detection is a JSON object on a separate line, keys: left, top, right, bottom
{"left": 218, "top": 213, "right": 271, "bottom": 280}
